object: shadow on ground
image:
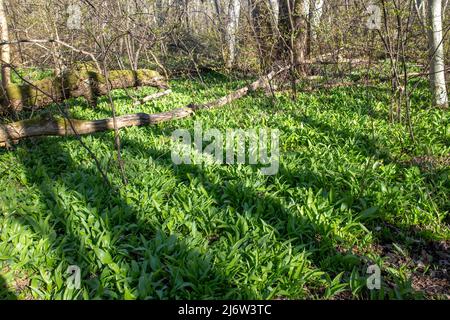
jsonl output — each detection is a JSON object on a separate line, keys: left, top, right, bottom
{"left": 0, "top": 275, "right": 17, "bottom": 300}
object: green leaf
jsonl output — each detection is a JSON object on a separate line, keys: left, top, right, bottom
{"left": 95, "top": 248, "right": 113, "bottom": 265}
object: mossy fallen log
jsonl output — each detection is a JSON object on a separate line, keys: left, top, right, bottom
{"left": 0, "top": 67, "right": 168, "bottom": 113}
{"left": 0, "top": 65, "right": 290, "bottom": 147}
{"left": 0, "top": 109, "right": 194, "bottom": 147}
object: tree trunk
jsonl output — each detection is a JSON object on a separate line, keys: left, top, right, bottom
{"left": 268, "top": 0, "right": 280, "bottom": 29}
{"left": 0, "top": 67, "right": 168, "bottom": 113}
{"left": 0, "top": 0, "right": 10, "bottom": 88}
{"left": 225, "top": 0, "right": 241, "bottom": 69}
{"left": 427, "top": 0, "right": 448, "bottom": 108}
{"left": 277, "top": 0, "right": 309, "bottom": 75}
{"left": 292, "top": 0, "right": 309, "bottom": 75}
{"left": 305, "top": 0, "right": 324, "bottom": 58}
{"left": 251, "top": 0, "right": 281, "bottom": 70}
{"left": 310, "top": 0, "right": 324, "bottom": 38}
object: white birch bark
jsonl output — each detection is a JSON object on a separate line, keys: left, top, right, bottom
{"left": 225, "top": 0, "right": 241, "bottom": 68}
{"left": 267, "top": 0, "right": 279, "bottom": 27}
{"left": 427, "top": 0, "right": 448, "bottom": 108}
{"left": 311, "top": 0, "right": 324, "bottom": 38}
{"left": 0, "top": 0, "right": 10, "bottom": 88}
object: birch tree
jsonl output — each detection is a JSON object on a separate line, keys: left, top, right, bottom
{"left": 225, "top": 0, "right": 241, "bottom": 68}
{"left": 268, "top": 0, "right": 280, "bottom": 28}
{"left": 427, "top": 0, "right": 448, "bottom": 108}
{"left": 0, "top": 0, "right": 10, "bottom": 88}
{"left": 310, "top": 0, "right": 324, "bottom": 38}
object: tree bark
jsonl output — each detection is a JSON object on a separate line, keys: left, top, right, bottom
{"left": 278, "top": 0, "right": 309, "bottom": 75}
{"left": 268, "top": 0, "right": 280, "bottom": 27}
{"left": 427, "top": 0, "right": 448, "bottom": 108}
{"left": 310, "top": 0, "right": 324, "bottom": 39}
{"left": 0, "top": 0, "right": 11, "bottom": 88}
{"left": 292, "top": 0, "right": 309, "bottom": 75}
{"left": 251, "top": 0, "right": 280, "bottom": 70}
{"left": 225, "top": 0, "right": 241, "bottom": 69}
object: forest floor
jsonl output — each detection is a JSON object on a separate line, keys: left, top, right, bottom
{"left": 0, "top": 70, "right": 449, "bottom": 299}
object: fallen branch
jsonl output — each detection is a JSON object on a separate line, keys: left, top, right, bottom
{"left": 199, "top": 66, "right": 289, "bottom": 110}
{"left": 133, "top": 89, "right": 172, "bottom": 106}
{"left": 0, "top": 66, "right": 290, "bottom": 147}
{"left": 307, "top": 58, "right": 370, "bottom": 65}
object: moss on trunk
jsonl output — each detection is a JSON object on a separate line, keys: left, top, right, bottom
{"left": 1, "top": 67, "right": 168, "bottom": 113}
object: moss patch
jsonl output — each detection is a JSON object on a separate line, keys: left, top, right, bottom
{"left": 1, "top": 68, "right": 165, "bottom": 112}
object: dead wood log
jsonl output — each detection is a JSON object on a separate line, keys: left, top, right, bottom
{"left": 0, "top": 66, "right": 289, "bottom": 147}
{"left": 0, "top": 65, "right": 168, "bottom": 113}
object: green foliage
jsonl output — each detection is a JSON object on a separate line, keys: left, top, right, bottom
{"left": 0, "top": 71, "right": 448, "bottom": 300}
{"left": 10, "top": 67, "right": 55, "bottom": 85}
